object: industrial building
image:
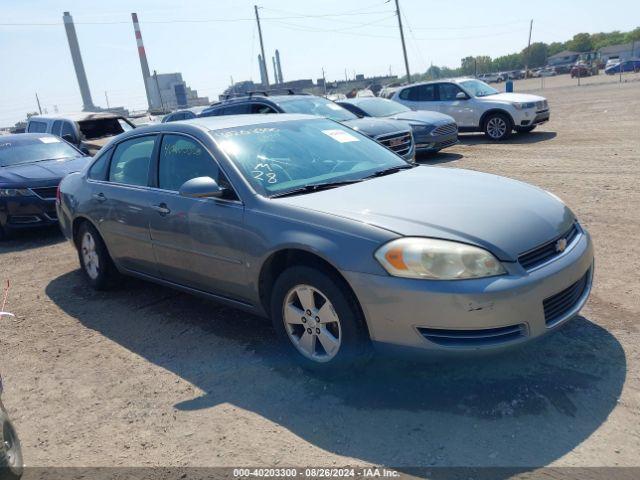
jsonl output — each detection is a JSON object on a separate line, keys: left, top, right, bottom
{"left": 147, "top": 72, "right": 210, "bottom": 111}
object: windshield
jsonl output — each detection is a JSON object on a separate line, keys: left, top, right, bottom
{"left": 0, "top": 136, "right": 83, "bottom": 167}
{"left": 459, "top": 80, "right": 499, "bottom": 97}
{"left": 212, "top": 119, "right": 408, "bottom": 196}
{"left": 277, "top": 97, "right": 357, "bottom": 122}
{"left": 353, "top": 98, "right": 410, "bottom": 117}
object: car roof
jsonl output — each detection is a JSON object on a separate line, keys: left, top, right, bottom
{"left": 28, "top": 112, "right": 122, "bottom": 122}
{"left": 131, "top": 113, "right": 320, "bottom": 134}
{"left": 338, "top": 97, "right": 391, "bottom": 106}
{"left": 398, "top": 78, "right": 474, "bottom": 88}
{"left": 0, "top": 133, "right": 58, "bottom": 142}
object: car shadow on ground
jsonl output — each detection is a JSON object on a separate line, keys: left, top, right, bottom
{"left": 460, "top": 131, "right": 557, "bottom": 145}
{"left": 415, "top": 152, "right": 464, "bottom": 165}
{"left": 46, "top": 271, "right": 626, "bottom": 471}
{"left": 0, "top": 226, "right": 64, "bottom": 254}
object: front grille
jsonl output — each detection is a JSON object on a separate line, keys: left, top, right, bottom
{"left": 30, "top": 186, "right": 58, "bottom": 200}
{"left": 431, "top": 122, "right": 458, "bottom": 137}
{"left": 434, "top": 137, "right": 458, "bottom": 149}
{"left": 543, "top": 271, "right": 590, "bottom": 327}
{"left": 376, "top": 131, "right": 413, "bottom": 157}
{"left": 518, "top": 223, "right": 580, "bottom": 270}
{"left": 417, "top": 324, "right": 526, "bottom": 347}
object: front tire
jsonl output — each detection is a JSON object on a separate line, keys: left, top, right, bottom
{"left": 270, "top": 265, "right": 370, "bottom": 374}
{"left": 76, "top": 222, "right": 119, "bottom": 290}
{"left": 483, "top": 113, "right": 512, "bottom": 141}
{"left": 0, "top": 416, "right": 23, "bottom": 480}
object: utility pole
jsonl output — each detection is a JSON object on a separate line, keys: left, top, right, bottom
{"left": 35, "top": 93, "right": 42, "bottom": 114}
{"left": 104, "top": 91, "right": 110, "bottom": 109}
{"left": 394, "top": 0, "right": 411, "bottom": 83}
{"left": 524, "top": 19, "right": 533, "bottom": 77}
{"left": 254, "top": 5, "right": 269, "bottom": 88}
{"left": 322, "top": 68, "right": 327, "bottom": 95}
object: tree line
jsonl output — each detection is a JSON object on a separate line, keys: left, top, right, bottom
{"left": 417, "top": 26, "right": 640, "bottom": 80}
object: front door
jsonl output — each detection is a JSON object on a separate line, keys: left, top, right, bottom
{"left": 435, "top": 83, "right": 476, "bottom": 127}
{"left": 148, "top": 133, "right": 247, "bottom": 300}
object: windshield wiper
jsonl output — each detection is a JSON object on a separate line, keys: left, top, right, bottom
{"left": 270, "top": 179, "right": 364, "bottom": 198}
{"left": 362, "top": 164, "right": 416, "bottom": 179}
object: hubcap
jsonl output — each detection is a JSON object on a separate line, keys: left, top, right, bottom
{"left": 81, "top": 232, "right": 100, "bottom": 280}
{"left": 487, "top": 117, "right": 507, "bottom": 139}
{"left": 282, "top": 285, "right": 342, "bottom": 363}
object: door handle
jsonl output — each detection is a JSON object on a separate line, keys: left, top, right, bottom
{"left": 152, "top": 203, "right": 171, "bottom": 216}
{"left": 93, "top": 192, "right": 106, "bottom": 203}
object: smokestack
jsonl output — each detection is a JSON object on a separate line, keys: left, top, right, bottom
{"left": 275, "top": 49, "right": 284, "bottom": 84}
{"left": 62, "top": 12, "right": 95, "bottom": 111}
{"left": 131, "top": 13, "right": 153, "bottom": 111}
{"left": 272, "top": 56, "right": 279, "bottom": 84}
{"left": 258, "top": 54, "right": 268, "bottom": 88}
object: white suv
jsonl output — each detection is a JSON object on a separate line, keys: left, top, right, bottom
{"left": 391, "top": 78, "right": 550, "bottom": 140}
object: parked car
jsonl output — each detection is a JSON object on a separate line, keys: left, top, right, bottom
{"left": 539, "top": 67, "right": 557, "bottom": 77}
{"left": 604, "top": 59, "right": 640, "bottom": 75}
{"left": 57, "top": 115, "right": 594, "bottom": 373}
{"left": 570, "top": 63, "right": 595, "bottom": 78}
{"left": 26, "top": 112, "right": 135, "bottom": 156}
{"left": 390, "top": 78, "right": 550, "bottom": 140}
{"left": 161, "top": 106, "right": 209, "bottom": 123}
{"left": 507, "top": 70, "right": 525, "bottom": 80}
{"left": 0, "top": 133, "right": 89, "bottom": 239}
{"left": 605, "top": 57, "right": 620, "bottom": 69}
{"left": 0, "top": 371, "right": 23, "bottom": 479}
{"left": 337, "top": 97, "right": 458, "bottom": 154}
{"left": 477, "top": 73, "right": 503, "bottom": 83}
{"left": 200, "top": 93, "right": 415, "bottom": 161}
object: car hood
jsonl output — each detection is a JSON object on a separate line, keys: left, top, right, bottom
{"left": 275, "top": 167, "right": 574, "bottom": 261}
{"left": 341, "top": 117, "right": 410, "bottom": 137}
{"left": 482, "top": 92, "right": 546, "bottom": 104}
{"left": 0, "top": 156, "right": 90, "bottom": 186}
{"left": 387, "top": 110, "right": 454, "bottom": 126}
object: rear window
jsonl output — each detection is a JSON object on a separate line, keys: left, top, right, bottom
{"left": 78, "top": 118, "right": 132, "bottom": 140}
{"left": 27, "top": 121, "right": 48, "bottom": 133}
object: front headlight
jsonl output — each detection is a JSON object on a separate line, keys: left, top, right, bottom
{"left": 375, "top": 237, "right": 506, "bottom": 280}
{"left": 513, "top": 102, "right": 536, "bottom": 110}
{"left": 0, "top": 188, "right": 34, "bottom": 197}
{"left": 409, "top": 123, "right": 432, "bottom": 133}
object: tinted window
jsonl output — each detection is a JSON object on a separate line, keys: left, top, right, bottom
{"left": 223, "top": 104, "right": 249, "bottom": 115}
{"left": 61, "top": 122, "right": 77, "bottom": 142}
{"left": 416, "top": 84, "right": 437, "bottom": 101}
{"left": 438, "top": 83, "right": 465, "bottom": 101}
{"left": 0, "top": 136, "right": 83, "bottom": 167}
{"left": 108, "top": 136, "right": 155, "bottom": 186}
{"left": 250, "top": 103, "right": 277, "bottom": 114}
{"left": 52, "top": 120, "right": 63, "bottom": 137}
{"left": 158, "top": 135, "right": 220, "bottom": 192}
{"left": 200, "top": 107, "right": 223, "bottom": 117}
{"left": 27, "top": 121, "right": 47, "bottom": 133}
{"left": 88, "top": 150, "right": 111, "bottom": 180}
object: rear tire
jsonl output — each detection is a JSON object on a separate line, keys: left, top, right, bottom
{"left": 0, "top": 415, "right": 23, "bottom": 480}
{"left": 270, "top": 265, "right": 371, "bottom": 375}
{"left": 515, "top": 125, "right": 536, "bottom": 134}
{"left": 76, "top": 222, "right": 119, "bottom": 290}
{"left": 483, "top": 113, "right": 512, "bottom": 141}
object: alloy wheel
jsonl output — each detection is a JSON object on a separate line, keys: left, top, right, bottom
{"left": 282, "top": 284, "right": 342, "bottom": 363}
{"left": 81, "top": 232, "right": 100, "bottom": 280}
{"left": 487, "top": 117, "right": 508, "bottom": 139}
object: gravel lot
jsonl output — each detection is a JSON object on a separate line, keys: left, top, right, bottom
{"left": 1, "top": 74, "right": 639, "bottom": 471}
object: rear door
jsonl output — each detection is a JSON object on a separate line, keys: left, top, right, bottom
{"left": 92, "top": 134, "right": 158, "bottom": 275}
{"left": 148, "top": 133, "right": 247, "bottom": 299}
{"left": 396, "top": 84, "right": 438, "bottom": 113}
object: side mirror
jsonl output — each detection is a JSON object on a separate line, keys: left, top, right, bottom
{"left": 179, "top": 176, "right": 223, "bottom": 199}
{"left": 62, "top": 133, "right": 77, "bottom": 144}
{"left": 456, "top": 92, "right": 468, "bottom": 100}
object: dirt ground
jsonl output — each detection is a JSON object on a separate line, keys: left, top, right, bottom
{"left": 1, "top": 74, "right": 639, "bottom": 471}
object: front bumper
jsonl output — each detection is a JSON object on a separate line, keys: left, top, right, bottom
{"left": 0, "top": 196, "right": 58, "bottom": 230}
{"left": 344, "top": 229, "right": 594, "bottom": 354}
{"left": 414, "top": 132, "right": 458, "bottom": 152}
{"left": 518, "top": 108, "right": 550, "bottom": 126}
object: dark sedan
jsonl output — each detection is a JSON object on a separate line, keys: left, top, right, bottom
{"left": 337, "top": 97, "right": 458, "bottom": 154}
{"left": 604, "top": 59, "right": 640, "bottom": 75}
{"left": 0, "top": 134, "right": 89, "bottom": 239}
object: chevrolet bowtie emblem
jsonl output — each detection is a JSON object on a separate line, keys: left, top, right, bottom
{"left": 555, "top": 238, "right": 568, "bottom": 253}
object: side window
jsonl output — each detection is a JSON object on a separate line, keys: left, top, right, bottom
{"left": 158, "top": 134, "right": 230, "bottom": 193}
{"left": 223, "top": 104, "right": 249, "bottom": 115}
{"left": 60, "top": 122, "right": 77, "bottom": 142}
{"left": 27, "top": 121, "right": 47, "bottom": 133}
{"left": 438, "top": 83, "right": 464, "bottom": 101}
{"left": 417, "top": 84, "right": 437, "bottom": 101}
{"left": 108, "top": 136, "right": 156, "bottom": 186}
{"left": 399, "top": 87, "right": 413, "bottom": 101}
{"left": 52, "top": 121, "right": 63, "bottom": 137}
{"left": 250, "top": 103, "right": 277, "bottom": 114}
{"left": 200, "top": 107, "right": 223, "bottom": 117}
{"left": 88, "top": 149, "right": 111, "bottom": 181}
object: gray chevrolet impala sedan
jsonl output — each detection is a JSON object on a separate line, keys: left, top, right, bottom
{"left": 57, "top": 114, "right": 594, "bottom": 373}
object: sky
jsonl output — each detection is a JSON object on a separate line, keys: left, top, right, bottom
{"left": 1, "top": 0, "right": 638, "bottom": 126}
